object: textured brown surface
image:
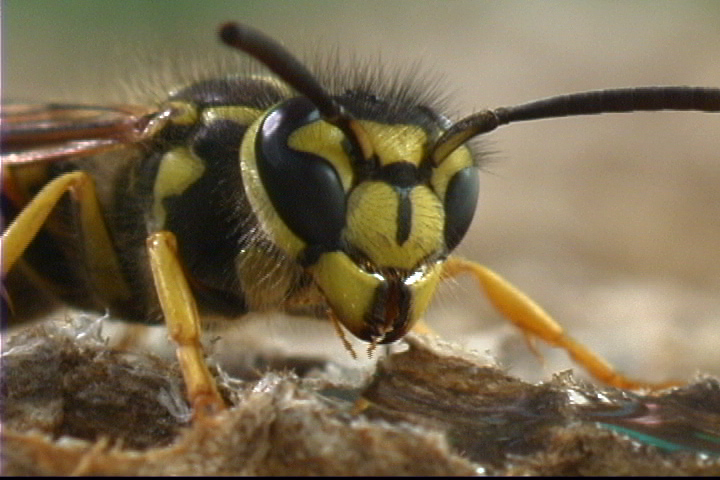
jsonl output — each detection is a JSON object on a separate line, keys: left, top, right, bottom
{"left": 2, "top": 318, "right": 719, "bottom": 476}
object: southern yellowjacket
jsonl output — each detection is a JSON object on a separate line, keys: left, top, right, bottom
{"left": 2, "top": 22, "right": 719, "bottom": 417}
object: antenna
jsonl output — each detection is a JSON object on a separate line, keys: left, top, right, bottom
{"left": 219, "top": 22, "right": 374, "bottom": 161}
{"left": 433, "top": 86, "right": 720, "bottom": 164}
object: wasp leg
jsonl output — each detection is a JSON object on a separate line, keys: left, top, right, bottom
{"left": 443, "top": 256, "right": 680, "bottom": 391}
{"left": 2, "top": 171, "right": 130, "bottom": 302}
{"left": 147, "top": 231, "right": 225, "bottom": 419}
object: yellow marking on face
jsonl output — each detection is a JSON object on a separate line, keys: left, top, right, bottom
{"left": 430, "top": 144, "right": 474, "bottom": 202}
{"left": 152, "top": 147, "right": 205, "bottom": 228}
{"left": 202, "top": 106, "right": 263, "bottom": 127}
{"left": 310, "top": 250, "right": 444, "bottom": 342}
{"left": 346, "top": 181, "right": 444, "bottom": 270}
{"left": 288, "top": 121, "right": 353, "bottom": 191}
{"left": 359, "top": 121, "right": 427, "bottom": 167}
{"left": 309, "top": 251, "right": 382, "bottom": 337}
{"left": 289, "top": 119, "right": 429, "bottom": 192}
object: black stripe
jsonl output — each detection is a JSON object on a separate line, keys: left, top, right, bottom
{"left": 396, "top": 190, "right": 412, "bottom": 245}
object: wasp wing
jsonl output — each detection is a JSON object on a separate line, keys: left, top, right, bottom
{"left": 1, "top": 104, "right": 159, "bottom": 164}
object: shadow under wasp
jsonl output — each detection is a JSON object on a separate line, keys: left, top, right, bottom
{"left": 2, "top": 22, "right": 719, "bottom": 418}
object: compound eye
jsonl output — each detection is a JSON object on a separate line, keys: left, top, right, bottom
{"left": 443, "top": 166, "right": 479, "bottom": 251}
{"left": 256, "top": 97, "right": 346, "bottom": 249}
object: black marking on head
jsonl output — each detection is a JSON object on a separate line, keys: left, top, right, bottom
{"left": 396, "top": 191, "right": 412, "bottom": 245}
{"left": 376, "top": 161, "right": 422, "bottom": 187}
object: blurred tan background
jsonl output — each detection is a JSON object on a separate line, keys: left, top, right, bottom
{"left": 4, "top": 0, "right": 719, "bottom": 384}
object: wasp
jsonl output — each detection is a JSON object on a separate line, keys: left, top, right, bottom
{"left": 2, "top": 22, "right": 719, "bottom": 417}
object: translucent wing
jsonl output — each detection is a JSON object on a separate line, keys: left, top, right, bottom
{"left": 1, "top": 103, "right": 159, "bottom": 164}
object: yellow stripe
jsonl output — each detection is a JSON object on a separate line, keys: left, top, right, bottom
{"left": 359, "top": 121, "right": 427, "bottom": 167}
{"left": 288, "top": 121, "right": 353, "bottom": 191}
{"left": 430, "top": 145, "right": 473, "bottom": 201}
{"left": 346, "top": 182, "right": 444, "bottom": 270}
{"left": 202, "top": 106, "right": 263, "bottom": 127}
{"left": 152, "top": 147, "right": 205, "bottom": 228}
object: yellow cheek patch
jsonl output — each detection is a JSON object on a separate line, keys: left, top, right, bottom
{"left": 346, "top": 181, "right": 444, "bottom": 270}
{"left": 359, "top": 121, "right": 427, "bottom": 167}
{"left": 310, "top": 251, "right": 382, "bottom": 337}
{"left": 152, "top": 147, "right": 205, "bottom": 228}
{"left": 310, "top": 252, "right": 444, "bottom": 341}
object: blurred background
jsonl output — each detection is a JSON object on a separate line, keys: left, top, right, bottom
{"left": 4, "top": 0, "right": 719, "bottom": 384}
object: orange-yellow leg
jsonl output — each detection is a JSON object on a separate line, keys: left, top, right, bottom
{"left": 147, "top": 231, "right": 225, "bottom": 419}
{"left": 443, "top": 256, "right": 679, "bottom": 390}
{"left": 2, "top": 171, "right": 129, "bottom": 303}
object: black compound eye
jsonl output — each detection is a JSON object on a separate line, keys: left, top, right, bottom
{"left": 256, "top": 97, "right": 346, "bottom": 249}
{"left": 443, "top": 166, "right": 479, "bottom": 251}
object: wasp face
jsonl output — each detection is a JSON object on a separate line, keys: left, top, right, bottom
{"left": 240, "top": 93, "right": 479, "bottom": 344}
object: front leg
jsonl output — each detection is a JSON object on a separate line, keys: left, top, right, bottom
{"left": 147, "top": 231, "right": 225, "bottom": 419}
{"left": 443, "top": 256, "right": 679, "bottom": 390}
{"left": 2, "top": 170, "right": 130, "bottom": 302}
